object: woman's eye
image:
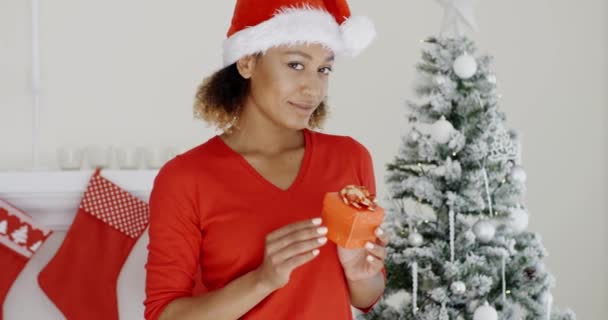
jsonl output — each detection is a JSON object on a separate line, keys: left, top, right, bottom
{"left": 288, "top": 63, "right": 304, "bottom": 70}
{"left": 319, "top": 67, "right": 333, "bottom": 75}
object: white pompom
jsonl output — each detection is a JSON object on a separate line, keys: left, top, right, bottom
{"left": 507, "top": 207, "right": 529, "bottom": 233}
{"left": 473, "top": 302, "right": 498, "bottom": 320}
{"left": 453, "top": 53, "right": 478, "bottom": 79}
{"left": 340, "top": 15, "right": 376, "bottom": 57}
{"left": 473, "top": 220, "right": 495, "bottom": 243}
{"left": 431, "top": 116, "right": 455, "bottom": 144}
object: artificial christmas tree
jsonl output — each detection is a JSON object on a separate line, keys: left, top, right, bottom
{"left": 359, "top": 2, "right": 576, "bottom": 318}
{"left": 361, "top": 35, "right": 576, "bottom": 320}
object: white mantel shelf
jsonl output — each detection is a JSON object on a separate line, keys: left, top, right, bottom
{"left": 0, "top": 170, "right": 159, "bottom": 231}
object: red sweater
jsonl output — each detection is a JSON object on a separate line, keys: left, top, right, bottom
{"left": 144, "top": 128, "right": 384, "bottom": 319}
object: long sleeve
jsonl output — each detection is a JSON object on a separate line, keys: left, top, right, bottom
{"left": 349, "top": 137, "right": 386, "bottom": 314}
{"left": 144, "top": 158, "right": 203, "bottom": 320}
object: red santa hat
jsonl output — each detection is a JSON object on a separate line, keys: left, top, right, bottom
{"left": 222, "top": 0, "right": 376, "bottom": 67}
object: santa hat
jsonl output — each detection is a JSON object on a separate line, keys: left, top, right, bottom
{"left": 222, "top": 0, "right": 376, "bottom": 67}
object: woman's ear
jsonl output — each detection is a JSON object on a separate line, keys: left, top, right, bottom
{"left": 236, "top": 55, "right": 257, "bottom": 79}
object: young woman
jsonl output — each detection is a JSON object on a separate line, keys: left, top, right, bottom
{"left": 144, "top": 1, "right": 389, "bottom": 319}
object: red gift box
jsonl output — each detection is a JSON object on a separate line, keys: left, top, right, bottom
{"left": 321, "top": 185, "right": 384, "bottom": 249}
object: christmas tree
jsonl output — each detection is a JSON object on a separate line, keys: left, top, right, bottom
{"left": 11, "top": 225, "right": 29, "bottom": 245}
{"left": 358, "top": 3, "right": 576, "bottom": 319}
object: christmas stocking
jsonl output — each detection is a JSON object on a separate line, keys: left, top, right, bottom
{"left": 38, "top": 168, "right": 150, "bottom": 320}
{"left": 0, "top": 199, "right": 52, "bottom": 320}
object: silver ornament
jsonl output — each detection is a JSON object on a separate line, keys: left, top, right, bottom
{"left": 408, "top": 231, "right": 424, "bottom": 247}
{"left": 450, "top": 281, "right": 466, "bottom": 294}
{"left": 473, "top": 220, "right": 496, "bottom": 243}
{"left": 509, "top": 165, "right": 527, "bottom": 183}
{"left": 453, "top": 53, "right": 478, "bottom": 79}
{"left": 431, "top": 116, "right": 455, "bottom": 144}
{"left": 473, "top": 302, "right": 498, "bottom": 320}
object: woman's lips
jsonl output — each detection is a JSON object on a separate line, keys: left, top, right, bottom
{"left": 289, "top": 102, "right": 315, "bottom": 114}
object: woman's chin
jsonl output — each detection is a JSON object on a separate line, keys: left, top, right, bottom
{"left": 280, "top": 117, "right": 310, "bottom": 131}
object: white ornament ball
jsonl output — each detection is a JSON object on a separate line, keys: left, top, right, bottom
{"left": 508, "top": 208, "right": 529, "bottom": 233}
{"left": 408, "top": 231, "right": 424, "bottom": 247}
{"left": 433, "top": 75, "right": 447, "bottom": 85}
{"left": 453, "top": 53, "right": 478, "bottom": 79}
{"left": 450, "top": 281, "right": 466, "bottom": 294}
{"left": 431, "top": 116, "right": 455, "bottom": 144}
{"left": 473, "top": 302, "right": 498, "bottom": 320}
{"left": 473, "top": 220, "right": 496, "bottom": 243}
{"left": 509, "top": 165, "right": 527, "bottom": 183}
{"left": 486, "top": 74, "right": 497, "bottom": 84}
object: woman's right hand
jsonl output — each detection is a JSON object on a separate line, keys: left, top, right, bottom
{"left": 255, "top": 218, "right": 328, "bottom": 292}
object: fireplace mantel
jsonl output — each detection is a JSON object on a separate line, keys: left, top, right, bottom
{"left": 0, "top": 170, "right": 159, "bottom": 231}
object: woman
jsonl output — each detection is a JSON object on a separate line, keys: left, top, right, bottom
{"left": 144, "top": 1, "right": 389, "bottom": 319}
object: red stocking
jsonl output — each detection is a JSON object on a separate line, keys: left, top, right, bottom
{"left": 38, "top": 168, "right": 149, "bottom": 320}
{"left": 0, "top": 199, "right": 52, "bottom": 320}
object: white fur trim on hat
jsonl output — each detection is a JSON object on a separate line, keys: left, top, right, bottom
{"left": 340, "top": 15, "right": 376, "bottom": 57}
{"left": 222, "top": 6, "right": 375, "bottom": 67}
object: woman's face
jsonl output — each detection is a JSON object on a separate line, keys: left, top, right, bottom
{"left": 239, "top": 43, "right": 334, "bottom": 130}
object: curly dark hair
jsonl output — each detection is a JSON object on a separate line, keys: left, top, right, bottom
{"left": 193, "top": 62, "right": 329, "bottom": 134}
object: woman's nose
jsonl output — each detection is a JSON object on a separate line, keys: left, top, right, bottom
{"left": 301, "top": 75, "right": 325, "bottom": 99}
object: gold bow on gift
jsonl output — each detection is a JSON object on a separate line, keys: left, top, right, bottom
{"left": 339, "top": 185, "right": 378, "bottom": 211}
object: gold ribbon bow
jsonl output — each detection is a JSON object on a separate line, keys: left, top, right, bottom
{"left": 339, "top": 185, "right": 378, "bottom": 211}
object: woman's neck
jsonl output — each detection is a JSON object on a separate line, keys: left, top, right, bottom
{"left": 220, "top": 107, "right": 305, "bottom": 156}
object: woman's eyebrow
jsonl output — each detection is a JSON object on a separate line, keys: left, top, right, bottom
{"left": 285, "top": 50, "right": 335, "bottom": 62}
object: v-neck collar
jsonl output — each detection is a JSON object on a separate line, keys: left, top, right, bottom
{"left": 213, "top": 128, "right": 313, "bottom": 194}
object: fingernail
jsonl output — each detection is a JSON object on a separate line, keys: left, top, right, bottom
{"left": 317, "top": 227, "right": 328, "bottom": 235}
{"left": 366, "top": 255, "right": 375, "bottom": 263}
{"left": 365, "top": 242, "right": 375, "bottom": 250}
{"left": 376, "top": 228, "right": 384, "bottom": 236}
{"left": 318, "top": 237, "right": 328, "bottom": 244}
{"left": 312, "top": 218, "right": 322, "bottom": 225}
{"left": 312, "top": 249, "right": 320, "bottom": 256}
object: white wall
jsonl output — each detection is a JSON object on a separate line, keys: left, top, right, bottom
{"left": 1, "top": 0, "right": 606, "bottom": 319}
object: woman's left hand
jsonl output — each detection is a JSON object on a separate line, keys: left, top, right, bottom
{"left": 337, "top": 227, "right": 390, "bottom": 282}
